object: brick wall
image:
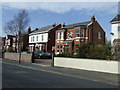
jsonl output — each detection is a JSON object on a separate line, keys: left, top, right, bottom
{"left": 89, "top": 21, "right": 105, "bottom": 44}
{"left": 4, "top": 52, "right": 32, "bottom": 63}
{"left": 47, "top": 24, "right": 62, "bottom": 52}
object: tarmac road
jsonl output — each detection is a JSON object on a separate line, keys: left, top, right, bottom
{"left": 1, "top": 58, "right": 119, "bottom": 88}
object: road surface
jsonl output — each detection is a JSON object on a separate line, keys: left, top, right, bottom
{"left": 1, "top": 58, "right": 119, "bottom": 88}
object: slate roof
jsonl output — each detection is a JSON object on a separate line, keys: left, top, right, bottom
{"left": 30, "top": 25, "right": 54, "bottom": 34}
{"left": 58, "top": 21, "right": 91, "bottom": 30}
{"left": 110, "top": 14, "right": 120, "bottom": 23}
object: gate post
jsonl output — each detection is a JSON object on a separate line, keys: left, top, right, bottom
{"left": 51, "top": 53, "right": 54, "bottom": 67}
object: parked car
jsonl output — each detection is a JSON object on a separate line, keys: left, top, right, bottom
{"left": 21, "top": 51, "right": 27, "bottom": 54}
{"left": 33, "top": 50, "right": 52, "bottom": 59}
{"left": 33, "top": 50, "right": 44, "bottom": 59}
{"left": 44, "top": 52, "right": 52, "bottom": 59}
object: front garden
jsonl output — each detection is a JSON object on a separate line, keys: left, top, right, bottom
{"left": 56, "top": 43, "right": 120, "bottom": 61}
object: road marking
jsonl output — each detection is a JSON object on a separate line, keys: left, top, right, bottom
{"left": 2, "top": 61, "right": 119, "bottom": 86}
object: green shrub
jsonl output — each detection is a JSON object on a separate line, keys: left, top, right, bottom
{"left": 77, "top": 43, "right": 112, "bottom": 60}
{"left": 6, "top": 47, "right": 14, "bottom": 52}
{"left": 112, "top": 45, "right": 120, "bottom": 60}
{"left": 56, "top": 53, "right": 72, "bottom": 57}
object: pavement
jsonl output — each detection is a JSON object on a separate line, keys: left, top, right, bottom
{"left": 1, "top": 58, "right": 120, "bottom": 88}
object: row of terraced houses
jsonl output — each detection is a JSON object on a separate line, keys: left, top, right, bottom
{"left": 1, "top": 15, "right": 120, "bottom": 55}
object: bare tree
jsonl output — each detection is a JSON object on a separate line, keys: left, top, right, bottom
{"left": 4, "top": 10, "right": 30, "bottom": 35}
{"left": 4, "top": 10, "right": 30, "bottom": 64}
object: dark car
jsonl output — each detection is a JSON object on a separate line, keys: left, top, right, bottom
{"left": 44, "top": 52, "right": 52, "bottom": 59}
{"left": 33, "top": 50, "right": 53, "bottom": 59}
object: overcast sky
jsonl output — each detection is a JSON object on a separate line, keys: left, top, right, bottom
{"left": 1, "top": 0, "right": 120, "bottom": 41}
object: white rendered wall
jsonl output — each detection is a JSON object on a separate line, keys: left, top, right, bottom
{"left": 54, "top": 57, "right": 119, "bottom": 74}
{"left": 29, "top": 33, "right": 48, "bottom": 43}
{"left": 111, "top": 23, "right": 120, "bottom": 45}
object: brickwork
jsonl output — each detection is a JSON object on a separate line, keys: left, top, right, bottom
{"left": 4, "top": 52, "right": 32, "bottom": 63}
{"left": 55, "top": 16, "right": 105, "bottom": 55}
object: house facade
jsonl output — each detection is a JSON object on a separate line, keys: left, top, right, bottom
{"left": 0, "top": 37, "right": 6, "bottom": 51}
{"left": 110, "top": 14, "right": 120, "bottom": 45}
{"left": 29, "top": 24, "right": 62, "bottom": 52}
{"left": 4, "top": 35, "right": 15, "bottom": 51}
{"left": 55, "top": 16, "right": 105, "bottom": 55}
{"left": 4, "top": 29, "right": 30, "bottom": 52}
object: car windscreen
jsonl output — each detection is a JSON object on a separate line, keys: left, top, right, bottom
{"left": 34, "top": 51, "right": 44, "bottom": 54}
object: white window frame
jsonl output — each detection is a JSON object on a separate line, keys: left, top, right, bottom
{"left": 98, "top": 32, "right": 101, "bottom": 39}
{"left": 81, "top": 29, "right": 85, "bottom": 38}
{"left": 68, "top": 31, "right": 73, "bottom": 39}
{"left": 36, "top": 36, "right": 39, "bottom": 41}
{"left": 41, "top": 35, "right": 44, "bottom": 41}
{"left": 58, "top": 32, "right": 62, "bottom": 40}
{"left": 33, "top": 36, "right": 35, "bottom": 41}
{"left": 31, "top": 36, "right": 33, "bottom": 42}
{"left": 76, "top": 29, "right": 80, "bottom": 37}
{"left": 118, "top": 27, "right": 120, "bottom": 31}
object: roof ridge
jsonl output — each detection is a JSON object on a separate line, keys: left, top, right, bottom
{"left": 66, "top": 20, "right": 91, "bottom": 26}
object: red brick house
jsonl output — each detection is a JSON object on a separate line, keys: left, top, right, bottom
{"left": 29, "top": 24, "right": 62, "bottom": 52}
{"left": 113, "top": 39, "right": 120, "bottom": 45}
{"left": 55, "top": 16, "right": 105, "bottom": 55}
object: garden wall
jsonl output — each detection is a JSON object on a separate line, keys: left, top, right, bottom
{"left": 4, "top": 52, "right": 32, "bottom": 63}
{"left": 54, "top": 57, "right": 120, "bottom": 74}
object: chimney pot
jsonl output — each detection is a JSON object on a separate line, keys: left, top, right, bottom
{"left": 91, "top": 15, "right": 95, "bottom": 22}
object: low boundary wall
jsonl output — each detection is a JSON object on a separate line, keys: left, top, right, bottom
{"left": 54, "top": 57, "right": 120, "bottom": 74}
{"left": 4, "top": 52, "right": 32, "bottom": 63}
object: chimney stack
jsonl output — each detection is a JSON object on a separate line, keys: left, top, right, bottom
{"left": 63, "top": 22, "right": 65, "bottom": 27}
{"left": 53, "top": 23, "right": 56, "bottom": 27}
{"left": 28, "top": 26, "right": 31, "bottom": 34}
{"left": 91, "top": 15, "right": 95, "bottom": 22}
{"left": 35, "top": 28, "right": 39, "bottom": 30}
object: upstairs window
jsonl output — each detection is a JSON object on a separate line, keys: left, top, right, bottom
{"left": 81, "top": 29, "right": 85, "bottom": 37}
{"left": 41, "top": 35, "right": 44, "bottom": 41}
{"left": 76, "top": 29, "right": 80, "bottom": 37}
{"left": 118, "top": 27, "right": 120, "bottom": 31}
{"left": 58, "top": 32, "right": 63, "bottom": 40}
{"left": 33, "top": 36, "right": 35, "bottom": 42}
{"left": 31, "top": 37, "right": 33, "bottom": 42}
{"left": 98, "top": 32, "right": 101, "bottom": 39}
{"left": 68, "top": 31, "right": 73, "bottom": 38}
{"left": 36, "top": 36, "right": 38, "bottom": 41}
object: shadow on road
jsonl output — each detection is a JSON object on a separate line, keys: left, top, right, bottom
{"left": 34, "top": 59, "right": 52, "bottom": 66}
